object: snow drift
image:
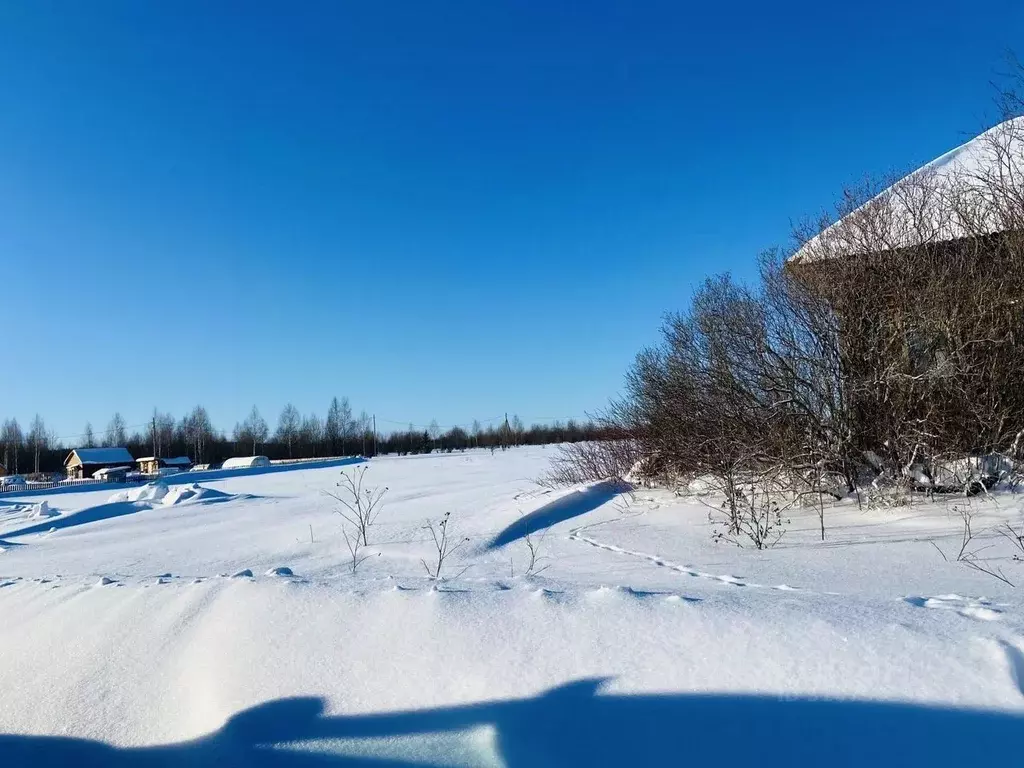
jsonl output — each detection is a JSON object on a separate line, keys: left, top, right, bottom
{"left": 107, "top": 481, "right": 233, "bottom": 507}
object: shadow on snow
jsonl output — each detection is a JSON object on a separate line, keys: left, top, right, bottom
{"left": 486, "top": 480, "right": 630, "bottom": 550}
{"left": 3, "top": 678, "right": 1023, "bottom": 767}
{"left": 0, "top": 494, "right": 253, "bottom": 539}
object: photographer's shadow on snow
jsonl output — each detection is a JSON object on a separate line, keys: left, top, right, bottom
{"left": 3, "top": 678, "right": 1022, "bottom": 767}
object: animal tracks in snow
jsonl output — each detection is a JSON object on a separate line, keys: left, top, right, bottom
{"left": 567, "top": 527, "right": 798, "bottom": 592}
{"left": 568, "top": 526, "right": 1016, "bottom": 625}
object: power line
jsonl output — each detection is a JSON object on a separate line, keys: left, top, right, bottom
{"left": 44, "top": 421, "right": 153, "bottom": 444}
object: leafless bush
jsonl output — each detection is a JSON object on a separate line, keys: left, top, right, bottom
{"left": 542, "top": 437, "right": 643, "bottom": 487}
{"left": 341, "top": 527, "right": 373, "bottom": 574}
{"left": 521, "top": 526, "right": 550, "bottom": 577}
{"left": 706, "top": 467, "right": 793, "bottom": 549}
{"left": 998, "top": 517, "right": 1024, "bottom": 561}
{"left": 932, "top": 503, "right": 1015, "bottom": 586}
{"left": 961, "top": 549, "right": 1015, "bottom": 587}
{"left": 955, "top": 504, "right": 977, "bottom": 562}
{"left": 422, "top": 512, "right": 470, "bottom": 580}
{"left": 323, "top": 466, "right": 388, "bottom": 546}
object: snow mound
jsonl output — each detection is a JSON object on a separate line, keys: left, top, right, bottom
{"left": 161, "top": 483, "right": 231, "bottom": 507}
{"left": 265, "top": 566, "right": 295, "bottom": 577}
{"left": 30, "top": 501, "right": 58, "bottom": 519}
{"left": 108, "top": 482, "right": 170, "bottom": 504}
{"left": 106, "top": 481, "right": 232, "bottom": 507}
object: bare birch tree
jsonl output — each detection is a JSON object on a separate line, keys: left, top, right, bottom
{"left": 276, "top": 403, "right": 301, "bottom": 459}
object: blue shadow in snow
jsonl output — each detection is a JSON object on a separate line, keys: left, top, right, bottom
{"left": 486, "top": 480, "right": 631, "bottom": 550}
{"left": 3, "top": 678, "right": 1024, "bottom": 767}
{"left": 1, "top": 494, "right": 251, "bottom": 539}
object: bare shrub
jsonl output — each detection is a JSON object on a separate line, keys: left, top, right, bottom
{"left": 422, "top": 512, "right": 470, "bottom": 580}
{"left": 705, "top": 466, "right": 794, "bottom": 549}
{"left": 932, "top": 502, "right": 1015, "bottom": 586}
{"left": 323, "top": 466, "right": 388, "bottom": 546}
{"left": 998, "top": 517, "right": 1024, "bottom": 561}
{"left": 521, "top": 525, "right": 550, "bottom": 577}
{"left": 543, "top": 437, "right": 643, "bottom": 487}
{"left": 341, "top": 527, "right": 373, "bottom": 574}
{"left": 954, "top": 504, "right": 977, "bottom": 562}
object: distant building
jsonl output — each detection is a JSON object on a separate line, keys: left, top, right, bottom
{"left": 65, "top": 447, "right": 135, "bottom": 479}
{"left": 136, "top": 456, "right": 193, "bottom": 475}
{"left": 93, "top": 466, "right": 131, "bottom": 483}
{"left": 786, "top": 117, "right": 1024, "bottom": 464}
{"left": 222, "top": 456, "right": 270, "bottom": 469}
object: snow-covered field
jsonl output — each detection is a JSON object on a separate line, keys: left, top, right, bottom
{"left": 2, "top": 446, "right": 1024, "bottom": 765}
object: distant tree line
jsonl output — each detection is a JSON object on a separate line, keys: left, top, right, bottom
{"left": 376, "top": 417, "right": 602, "bottom": 456}
{"left": 0, "top": 397, "right": 604, "bottom": 478}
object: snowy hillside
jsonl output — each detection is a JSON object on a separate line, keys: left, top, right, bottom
{"left": 1, "top": 447, "right": 1024, "bottom": 765}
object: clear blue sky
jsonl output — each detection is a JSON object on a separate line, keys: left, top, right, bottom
{"left": 2, "top": 1, "right": 1021, "bottom": 442}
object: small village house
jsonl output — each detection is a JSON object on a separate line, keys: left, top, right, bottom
{"left": 136, "top": 456, "right": 193, "bottom": 475}
{"left": 93, "top": 466, "right": 131, "bottom": 482}
{"left": 64, "top": 447, "right": 135, "bottom": 479}
{"left": 786, "top": 116, "right": 1024, "bottom": 471}
{"left": 788, "top": 116, "right": 1024, "bottom": 375}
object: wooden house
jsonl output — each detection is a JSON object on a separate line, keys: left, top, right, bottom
{"left": 65, "top": 447, "right": 135, "bottom": 479}
{"left": 136, "top": 456, "right": 193, "bottom": 475}
{"left": 787, "top": 117, "right": 1024, "bottom": 459}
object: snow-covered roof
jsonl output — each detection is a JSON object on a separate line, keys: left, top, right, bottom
{"left": 67, "top": 447, "right": 135, "bottom": 466}
{"left": 791, "top": 116, "right": 1024, "bottom": 263}
{"left": 222, "top": 456, "right": 270, "bottom": 469}
{"left": 93, "top": 466, "right": 129, "bottom": 477}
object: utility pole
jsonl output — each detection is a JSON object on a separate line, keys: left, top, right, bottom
{"left": 372, "top": 415, "right": 377, "bottom": 456}
{"left": 152, "top": 411, "right": 157, "bottom": 458}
